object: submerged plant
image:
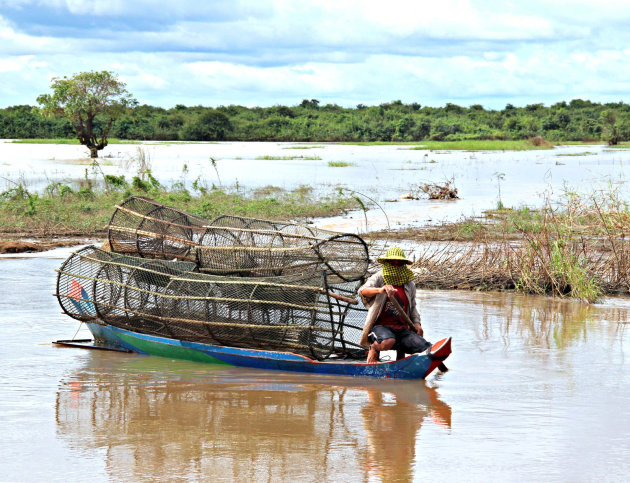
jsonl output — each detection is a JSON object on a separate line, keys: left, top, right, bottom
{"left": 124, "top": 147, "right": 152, "bottom": 181}
{"left": 493, "top": 172, "right": 505, "bottom": 210}
{"left": 210, "top": 157, "right": 222, "bottom": 188}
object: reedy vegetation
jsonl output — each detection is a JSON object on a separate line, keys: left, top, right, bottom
{"left": 0, "top": 157, "right": 357, "bottom": 238}
{"left": 410, "top": 189, "right": 630, "bottom": 303}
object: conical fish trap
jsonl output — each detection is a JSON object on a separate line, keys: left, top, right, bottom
{"left": 108, "top": 196, "right": 206, "bottom": 262}
{"left": 56, "top": 246, "right": 367, "bottom": 359}
{"left": 107, "top": 196, "right": 369, "bottom": 282}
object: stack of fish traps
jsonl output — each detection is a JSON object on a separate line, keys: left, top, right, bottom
{"left": 56, "top": 197, "right": 371, "bottom": 359}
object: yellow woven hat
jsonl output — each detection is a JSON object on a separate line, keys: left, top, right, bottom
{"left": 376, "top": 247, "right": 412, "bottom": 265}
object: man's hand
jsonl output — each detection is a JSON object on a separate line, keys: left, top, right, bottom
{"left": 380, "top": 285, "right": 398, "bottom": 298}
{"left": 414, "top": 322, "right": 423, "bottom": 337}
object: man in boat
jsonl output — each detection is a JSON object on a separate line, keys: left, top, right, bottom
{"left": 358, "top": 247, "right": 431, "bottom": 363}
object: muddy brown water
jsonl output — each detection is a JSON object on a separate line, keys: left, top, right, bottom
{"left": 1, "top": 249, "right": 630, "bottom": 481}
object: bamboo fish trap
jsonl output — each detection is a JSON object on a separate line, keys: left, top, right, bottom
{"left": 107, "top": 196, "right": 370, "bottom": 283}
{"left": 56, "top": 246, "right": 368, "bottom": 360}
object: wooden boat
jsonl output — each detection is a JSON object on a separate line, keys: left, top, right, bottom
{"left": 54, "top": 202, "right": 452, "bottom": 379}
{"left": 62, "top": 323, "right": 451, "bottom": 379}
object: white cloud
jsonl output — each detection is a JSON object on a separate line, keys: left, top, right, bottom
{"left": 0, "top": 55, "right": 46, "bottom": 72}
{"left": 1, "top": 1, "right": 630, "bottom": 108}
{"left": 61, "top": 0, "right": 124, "bottom": 15}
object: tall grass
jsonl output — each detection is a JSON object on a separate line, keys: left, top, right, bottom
{"left": 411, "top": 188, "right": 630, "bottom": 302}
{"left": 0, "top": 160, "right": 358, "bottom": 238}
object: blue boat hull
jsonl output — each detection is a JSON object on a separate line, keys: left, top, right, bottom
{"left": 87, "top": 323, "right": 447, "bottom": 379}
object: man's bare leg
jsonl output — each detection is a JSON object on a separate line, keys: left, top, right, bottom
{"left": 367, "top": 338, "right": 396, "bottom": 363}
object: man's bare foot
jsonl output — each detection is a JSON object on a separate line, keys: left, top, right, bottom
{"left": 367, "top": 346, "right": 380, "bottom": 364}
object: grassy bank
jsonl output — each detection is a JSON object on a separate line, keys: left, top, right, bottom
{"left": 0, "top": 183, "right": 357, "bottom": 239}
{"left": 338, "top": 138, "right": 555, "bottom": 150}
{"left": 407, "top": 139, "right": 554, "bottom": 151}
{"left": 10, "top": 138, "right": 142, "bottom": 145}
{"left": 9, "top": 138, "right": 561, "bottom": 151}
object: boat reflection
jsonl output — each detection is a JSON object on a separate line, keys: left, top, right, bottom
{"left": 56, "top": 351, "right": 451, "bottom": 481}
{"left": 359, "top": 379, "right": 451, "bottom": 481}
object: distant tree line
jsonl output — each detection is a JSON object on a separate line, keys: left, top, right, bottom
{"left": 2, "top": 98, "right": 630, "bottom": 144}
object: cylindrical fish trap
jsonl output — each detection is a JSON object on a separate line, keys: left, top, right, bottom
{"left": 107, "top": 196, "right": 370, "bottom": 282}
{"left": 56, "top": 246, "right": 367, "bottom": 359}
{"left": 108, "top": 196, "right": 207, "bottom": 261}
{"left": 196, "top": 228, "right": 368, "bottom": 282}
{"left": 56, "top": 245, "right": 197, "bottom": 324}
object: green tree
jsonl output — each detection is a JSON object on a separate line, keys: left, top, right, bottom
{"left": 180, "top": 109, "right": 232, "bottom": 140}
{"left": 600, "top": 110, "right": 619, "bottom": 145}
{"left": 37, "top": 71, "right": 136, "bottom": 157}
{"left": 393, "top": 116, "right": 415, "bottom": 140}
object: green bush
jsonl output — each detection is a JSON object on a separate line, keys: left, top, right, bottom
{"left": 104, "top": 174, "right": 127, "bottom": 189}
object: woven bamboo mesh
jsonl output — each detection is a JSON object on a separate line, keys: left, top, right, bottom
{"left": 56, "top": 246, "right": 367, "bottom": 359}
{"left": 107, "top": 196, "right": 369, "bottom": 282}
{"left": 107, "top": 196, "right": 207, "bottom": 262}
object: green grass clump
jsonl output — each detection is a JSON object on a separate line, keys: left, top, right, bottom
{"left": 556, "top": 141, "right": 603, "bottom": 145}
{"left": 253, "top": 185, "right": 284, "bottom": 196}
{"left": 406, "top": 139, "right": 554, "bottom": 151}
{"left": 328, "top": 161, "right": 355, "bottom": 167}
{"left": 455, "top": 220, "right": 484, "bottom": 237}
{"left": 504, "top": 207, "right": 544, "bottom": 233}
{"left": 556, "top": 151, "right": 596, "bottom": 156}
{"left": 515, "top": 236, "right": 602, "bottom": 303}
{"left": 255, "top": 155, "right": 322, "bottom": 160}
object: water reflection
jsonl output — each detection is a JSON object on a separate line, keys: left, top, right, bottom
{"left": 361, "top": 382, "right": 451, "bottom": 481}
{"left": 56, "top": 352, "right": 451, "bottom": 482}
{"left": 423, "top": 290, "right": 630, "bottom": 351}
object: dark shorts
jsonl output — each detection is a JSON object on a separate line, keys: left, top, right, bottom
{"left": 367, "top": 325, "right": 431, "bottom": 354}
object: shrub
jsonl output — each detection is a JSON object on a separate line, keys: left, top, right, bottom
{"left": 529, "top": 136, "right": 550, "bottom": 146}
{"left": 104, "top": 174, "right": 127, "bottom": 189}
{"left": 132, "top": 176, "right": 151, "bottom": 192}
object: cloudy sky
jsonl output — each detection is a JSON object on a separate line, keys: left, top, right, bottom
{"left": 1, "top": 0, "right": 629, "bottom": 109}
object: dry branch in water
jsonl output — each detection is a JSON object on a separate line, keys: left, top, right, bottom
{"left": 418, "top": 179, "right": 459, "bottom": 200}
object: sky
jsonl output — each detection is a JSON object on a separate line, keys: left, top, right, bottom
{"left": 0, "top": 0, "right": 629, "bottom": 110}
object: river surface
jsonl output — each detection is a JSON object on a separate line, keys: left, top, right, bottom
{"left": 2, "top": 142, "right": 630, "bottom": 481}
{"left": 2, "top": 140, "right": 630, "bottom": 231}
{"left": 1, "top": 248, "right": 630, "bottom": 482}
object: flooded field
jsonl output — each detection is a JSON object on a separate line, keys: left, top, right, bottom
{"left": 1, "top": 248, "right": 630, "bottom": 481}
{"left": 2, "top": 142, "right": 630, "bottom": 481}
{"left": 1, "top": 140, "right": 630, "bottom": 231}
